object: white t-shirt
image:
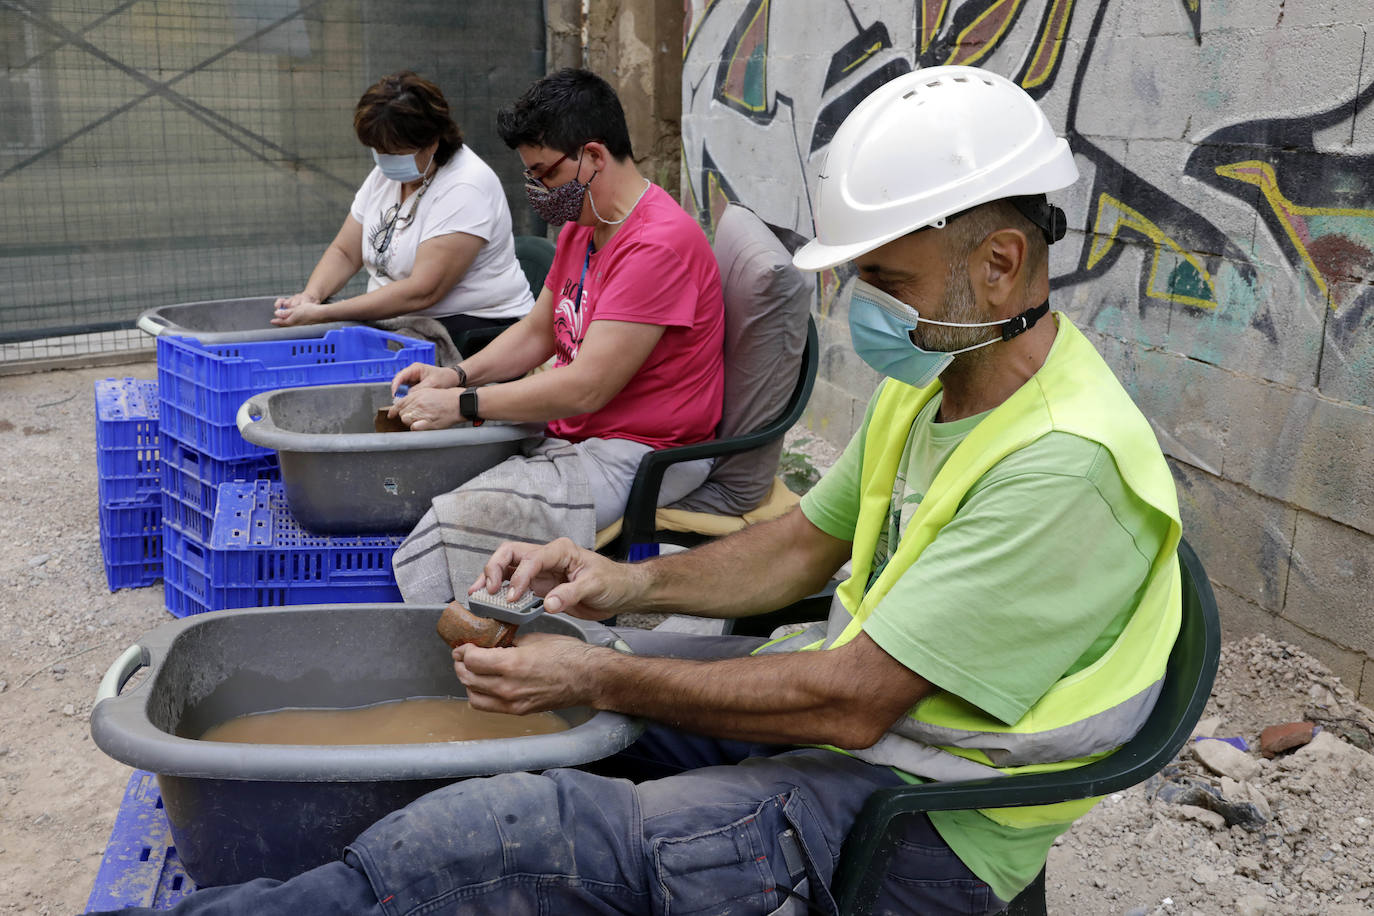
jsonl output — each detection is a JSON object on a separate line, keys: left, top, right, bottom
{"left": 350, "top": 146, "right": 534, "bottom": 321}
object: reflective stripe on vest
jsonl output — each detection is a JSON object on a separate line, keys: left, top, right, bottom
{"left": 890, "top": 677, "right": 1165, "bottom": 767}
{"left": 802, "top": 314, "right": 1183, "bottom": 829}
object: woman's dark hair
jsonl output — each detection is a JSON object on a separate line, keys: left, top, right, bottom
{"left": 496, "top": 68, "right": 633, "bottom": 161}
{"left": 354, "top": 71, "right": 463, "bottom": 166}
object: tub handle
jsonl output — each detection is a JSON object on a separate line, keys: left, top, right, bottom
{"left": 95, "top": 644, "right": 147, "bottom": 704}
{"left": 136, "top": 312, "right": 170, "bottom": 336}
{"left": 236, "top": 395, "right": 266, "bottom": 431}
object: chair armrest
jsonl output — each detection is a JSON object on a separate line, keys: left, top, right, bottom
{"left": 723, "top": 578, "right": 836, "bottom": 637}
{"left": 854, "top": 750, "right": 1154, "bottom": 825}
{"left": 618, "top": 317, "right": 819, "bottom": 555}
{"left": 619, "top": 428, "right": 795, "bottom": 540}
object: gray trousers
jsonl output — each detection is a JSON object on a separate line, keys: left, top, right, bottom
{"left": 575, "top": 436, "right": 714, "bottom": 531}
{"left": 393, "top": 437, "right": 714, "bottom": 605}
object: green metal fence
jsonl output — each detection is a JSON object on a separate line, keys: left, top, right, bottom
{"left": 0, "top": 0, "right": 546, "bottom": 361}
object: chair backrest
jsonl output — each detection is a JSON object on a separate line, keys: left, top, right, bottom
{"left": 513, "top": 235, "right": 556, "bottom": 299}
{"left": 670, "top": 204, "right": 813, "bottom": 516}
{"left": 1075, "top": 536, "right": 1222, "bottom": 791}
{"left": 832, "top": 536, "right": 1221, "bottom": 913}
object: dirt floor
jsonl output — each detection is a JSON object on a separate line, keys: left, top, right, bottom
{"left": 1, "top": 362, "right": 1372, "bottom": 915}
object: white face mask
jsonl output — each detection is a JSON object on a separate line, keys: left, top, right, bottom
{"left": 372, "top": 148, "right": 433, "bottom": 183}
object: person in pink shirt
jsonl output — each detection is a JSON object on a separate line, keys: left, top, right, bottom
{"left": 538, "top": 174, "right": 724, "bottom": 451}
{"left": 388, "top": 68, "right": 725, "bottom": 602}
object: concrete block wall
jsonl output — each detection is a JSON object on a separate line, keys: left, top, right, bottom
{"left": 679, "top": 0, "right": 1374, "bottom": 701}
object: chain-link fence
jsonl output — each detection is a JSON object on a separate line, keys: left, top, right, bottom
{"left": 1, "top": 0, "right": 547, "bottom": 363}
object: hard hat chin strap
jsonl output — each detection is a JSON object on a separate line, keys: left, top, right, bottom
{"left": 999, "top": 300, "right": 1050, "bottom": 341}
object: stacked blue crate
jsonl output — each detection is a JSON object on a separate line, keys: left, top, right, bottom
{"left": 96, "top": 379, "right": 164, "bottom": 590}
{"left": 163, "top": 480, "right": 403, "bottom": 616}
{"left": 155, "top": 327, "right": 431, "bottom": 616}
{"left": 159, "top": 433, "right": 279, "bottom": 544}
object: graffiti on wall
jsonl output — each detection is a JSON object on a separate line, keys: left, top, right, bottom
{"left": 681, "top": 0, "right": 1374, "bottom": 402}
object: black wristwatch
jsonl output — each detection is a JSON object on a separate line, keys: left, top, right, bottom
{"left": 458, "top": 388, "right": 482, "bottom": 426}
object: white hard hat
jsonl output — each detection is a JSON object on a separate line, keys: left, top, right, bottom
{"left": 793, "top": 65, "right": 1078, "bottom": 271}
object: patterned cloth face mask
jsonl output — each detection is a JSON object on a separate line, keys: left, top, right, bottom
{"left": 524, "top": 148, "right": 593, "bottom": 226}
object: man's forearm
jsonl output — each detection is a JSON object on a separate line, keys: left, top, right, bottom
{"left": 585, "top": 634, "right": 924, "bottom": 748}
{"left": 633, "top": 509, "right": 850, "bottom": 619}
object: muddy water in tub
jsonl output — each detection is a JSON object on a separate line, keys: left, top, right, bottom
{"left": 199, "top": 697, "right": 569, "bottom": 744}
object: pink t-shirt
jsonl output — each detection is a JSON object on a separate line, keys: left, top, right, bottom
{"left": 544, "top": 183, "right": 725, "bottom": 449}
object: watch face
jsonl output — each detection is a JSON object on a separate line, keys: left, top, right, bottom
{"left": 460, "top": 389, "right": 479, "bottom": 421}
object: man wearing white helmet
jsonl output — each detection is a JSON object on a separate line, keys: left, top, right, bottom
{"left": 96, "top": 67, "right": 1181, "bottom": 916}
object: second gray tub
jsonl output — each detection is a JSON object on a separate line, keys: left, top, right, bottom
{"left": 237, "top": 381, "right": 542, "bottom": 534}
{"left": 137, "top": 295, "right": 358, "bottom": 343}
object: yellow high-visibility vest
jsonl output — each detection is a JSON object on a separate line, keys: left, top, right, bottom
{"left": 805, "top": 314, "right": 1181, "bottom": 829}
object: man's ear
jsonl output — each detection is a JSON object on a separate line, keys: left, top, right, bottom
{"left": 974, "top": 228, "right": 1028, "bottom": 309}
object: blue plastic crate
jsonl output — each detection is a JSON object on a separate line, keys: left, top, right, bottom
{"left": 211, "top": 480, "right": 404, "bottom": 581}
{"left": 156, "top": 327, "right": 433, "bottom": 461}
{"left": 161, "top": 540, "right": 210, "bottom": 618}
{"left": 85, "top": 771, "right": 196, "bottom": 912}
{"left": 159, "top": 434, "right": 279, "bottom": 542}
{"left": 95, "top": 378, "right": 162, "bottom": 504}
{"left": 100, "top": 500, "right": 163, "bottom": 591}
{"left": 161, "top": 483, "right": 403, "bottom": 617}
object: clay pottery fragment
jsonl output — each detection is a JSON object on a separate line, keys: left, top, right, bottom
{"left": 437, "top": 601, "right": 518, "bottom": 649}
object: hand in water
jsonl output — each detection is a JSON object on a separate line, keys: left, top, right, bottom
{"left": 389, "top": 362, "right": 462, "bottom": 396}
{"left": 389, "top": 387, "right": 463, "bottom": 431}
{"left": 271, "top": 293, "right": 326, "bottom": 326}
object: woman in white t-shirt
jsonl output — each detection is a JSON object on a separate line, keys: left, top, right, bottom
{"left": 272, "top": 71, "right": 534, "bottom": 348}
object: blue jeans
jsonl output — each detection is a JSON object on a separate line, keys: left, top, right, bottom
{"left": 91, "top": 631, "right": 1008, "bottom": 915}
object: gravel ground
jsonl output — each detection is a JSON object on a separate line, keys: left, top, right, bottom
{"left": 1, "top": 363, "right": 1371, "bottom": 915}
{"left": 1, "top": 361, "right": 169, "bottom": 916}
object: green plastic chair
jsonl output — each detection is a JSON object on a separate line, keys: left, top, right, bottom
{"left": 513, "top": 234, "right": 556, "bottom": 297}
{"left": 449, "top": 235, "right": 555, "bottom": 356}
{"left": 604, "top": 314, "right": 818, "bottom": 562}
{"left": 829, "top": 536, "right": 1221, "bottom": 914}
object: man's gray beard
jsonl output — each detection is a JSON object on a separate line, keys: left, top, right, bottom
{"left": 912, "top": 263, "right": 998, "bottom": 353}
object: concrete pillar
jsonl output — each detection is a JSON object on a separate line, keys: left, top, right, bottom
{"left": 544, "top": 0, "right": 583, "bottom": 72}
{"left": 586, "top": 0, "right": 683, "bottom": 198}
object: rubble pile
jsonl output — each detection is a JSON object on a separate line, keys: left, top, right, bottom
{"left": 1048, "top": 636, "right": 1374, "bottom": 915}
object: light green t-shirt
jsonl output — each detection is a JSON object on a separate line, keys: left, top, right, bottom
{"left": 800, "top": 392, "right": 1170, "bottom": 902}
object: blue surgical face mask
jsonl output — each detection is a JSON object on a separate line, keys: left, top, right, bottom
{"left": 847, "top": 279, "right": 1044, "bottom": 388}
{"left": 372, "top": 148, "right": 433, "bottom": 183}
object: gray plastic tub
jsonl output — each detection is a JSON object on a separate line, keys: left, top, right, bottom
{"left": 237, "top": 381, "right": 542, "bottom": 534}
{"left": 90, "top": 603, "right": 641, "bottom": 886}
{"left": 137, "top": 295, "right": 357, "bottom": 343}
